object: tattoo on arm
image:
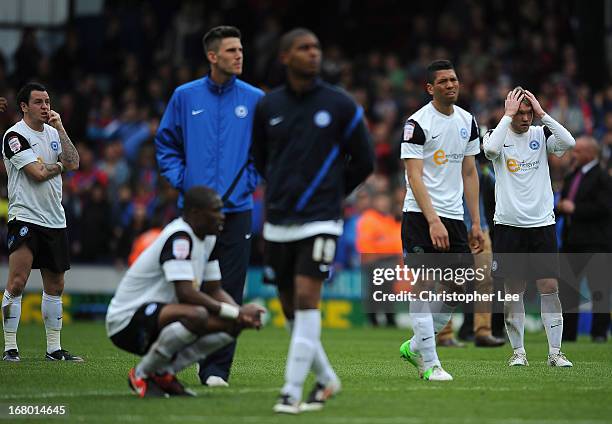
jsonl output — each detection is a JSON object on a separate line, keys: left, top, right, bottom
{"left": 43, "top": 163, "right": 62, "bottom": 178}
{"left": 57, "top": 129, "right": 79, "bottom": 169}
{"left": 24, "top": 161, "right": 62, "bottom": 182}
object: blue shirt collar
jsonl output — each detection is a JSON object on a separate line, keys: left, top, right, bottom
{"left": 287, "top": 77, "right": 322, "bottom": 97}
{"left": 204, "top": 74, "right": 236, "bottom": 94}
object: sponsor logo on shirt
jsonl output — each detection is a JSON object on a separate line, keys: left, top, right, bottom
{"left": 235, "top": 105, "right": 248, "bottom": 118}
{"left": 506, "top": 158, "right": 540, "bottom": 173}
{"left": 433, "top": 149, "right": 464, "bottom": 165}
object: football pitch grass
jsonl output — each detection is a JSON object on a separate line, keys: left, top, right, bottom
{"left": 1, "top": 322, "right": 611, "bottom": 424}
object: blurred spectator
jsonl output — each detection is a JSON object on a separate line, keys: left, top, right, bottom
{"left": 98, "top": 138, "right": 131, "bottom": 205}
{"left": 356, "top": 190, "right": 402, "bottom": 327}
{"left": 13, "top": 28, "right": 42, "bottom": 87}
{"left": 0, "top": 1, "right": 609, "bottom": 266}
{"left": 68, "top": 144, "right": 108, "bottom": 199}
{"left": 77, "top": 183, "right": 113, "bottom": 263}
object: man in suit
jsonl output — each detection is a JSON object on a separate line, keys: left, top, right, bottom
{"left": 557, "top": 135, "right": 612, "bottom": 342}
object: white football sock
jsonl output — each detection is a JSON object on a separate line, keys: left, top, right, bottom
{"left": 410, "top": 299, "right": 439, "bottom": 369}
{"left": 165, "top": 332, "right": 234, "bottom": 374}
{"left": 2, "top": 290, "right": 21, "bottom": 351}
{"left": 429, "top": 300, "right": 455, "bottom": 333}
{"left": 281, "top": 309, "right": 320, "bottom": 401}
{"left": 136, "top": 321, "right": 197, "bottom": 378}
{"left": 541, "top": 292, "right": 563, "bottom": 355}
{"left": 286, "top": 319, "right": 338, "bottom": 386}
{"left": 504, "top": 292, "right": 525, "bottom": 353}
{"left": 41, "top": 292, "right": 62, "bottom": 353}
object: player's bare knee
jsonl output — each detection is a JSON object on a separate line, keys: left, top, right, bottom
{"left": 295, "top": 294, "right": 318, "bottom": 310}
{"left": 43, "top": 286, "right": 63, "bottom": 296}
{"left": 503, "top": 279, "right": 525, "bottom": 295}
{"left": 192, "top": 305, "right": 209, "bottom": 329}
{"left": 537, "top": 278, "right": 558, "bottom": 294}
{"left": 7, "top": 275, "right": 27, "bottom": 295}
{"left": 179, "top": 306, "right": 208, "bottom": 334}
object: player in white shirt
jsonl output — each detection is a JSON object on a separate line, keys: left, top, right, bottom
{"left": 2, "top": 83, "right": 81, "bottom": 362}
{"left": 483, "top": 87, "right": 575, "bottom": 368}
{"left": 398, "top": 60, "right": 484, "bottom": 381}
{"left": 106, "top": 186, "right": 266, "bottom": 397}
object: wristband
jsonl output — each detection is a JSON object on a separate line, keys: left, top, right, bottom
{"left": 219, "top": 302, "right": 240, "bottom": 320}
{"left": 56, "top": 162, "right": 64, "bottom": 173}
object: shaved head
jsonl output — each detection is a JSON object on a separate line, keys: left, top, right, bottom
{"left": 576, "top": 136, "right": 600, "bottom": 158}
{"left": 279, "top": 27, "right": 316, "bottom": 53}
{"left": 184, "top": 186, "right": 221, "bottom": 212}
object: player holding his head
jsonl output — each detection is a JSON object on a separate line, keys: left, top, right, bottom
{"left": 398, "top": 60, "right": 484, "bottom": 381}
{"left": 483, "top": 87, "right": 575, "bottom": 367}
{"left": 2, "top": 82, "right": 80, "bottom": 362}
{"left": 106, "top": 186, "right": 266, "bottom": 397}
{"left": 251, "top": 28, "right": 374, "bottom": 413}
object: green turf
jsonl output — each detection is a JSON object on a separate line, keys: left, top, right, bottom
{"left": 1, "top": 323, "right": 611, "bottom": 423}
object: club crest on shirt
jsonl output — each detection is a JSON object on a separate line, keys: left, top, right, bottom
{"left": 460, "top": 128, "right": 468, "bottom": 140}
{"left": 314, "top": 110, "right": 331, "bottom": 128}
{"left": 403, "top": 122, "right": 415, "bottom": 140}
{"left": 8, "top": 136, "right": 21, "bottom": 154}
{"left": 529, "top": 140, "right": 540, "bottom": 150}
{"left": 172, "top": 237, "right": 190, "bottom": 259}
{"left": 51, "top": 141, "right": 59, "bottom": 151}
{"left": 235, "top": 105, "right": 248, "bottom": 118}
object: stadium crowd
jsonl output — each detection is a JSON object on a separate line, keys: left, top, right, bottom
{"left": 0, "top": 0, "right": 610, "bottom": 267}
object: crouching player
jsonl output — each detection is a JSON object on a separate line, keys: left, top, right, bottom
{"left": 106, "top": 186, "right": 266, "bottom": 397}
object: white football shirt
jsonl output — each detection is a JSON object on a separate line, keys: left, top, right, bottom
{"left": 2, "top": 120, "right": 65, "bottom": 228}
{"left": 483, "top": 114, "right": 575, "bottom": 227}
{"left": 401, "top": 102, "right": 481, "bottom": 220}
{"left": 105, "top": 217, "right": 221, "bottom": 336}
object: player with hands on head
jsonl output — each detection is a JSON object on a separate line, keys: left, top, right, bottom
{"left": 483, "top": 86, "right": 575, "bottom": 368}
